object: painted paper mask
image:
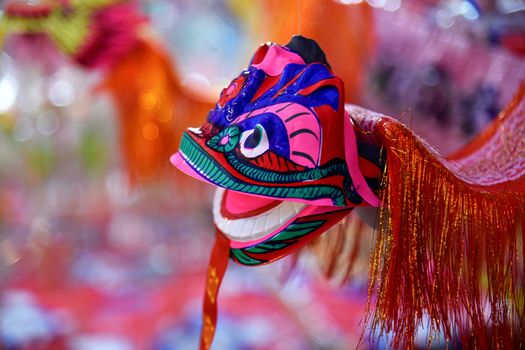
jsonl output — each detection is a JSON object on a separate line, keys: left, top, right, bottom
{"left": 171, "top": 36, "right": 383, "bottom": 266}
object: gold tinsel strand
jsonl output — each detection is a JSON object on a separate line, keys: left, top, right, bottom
{"left": 363, "top": 84, "right": 525, "bottom": 348}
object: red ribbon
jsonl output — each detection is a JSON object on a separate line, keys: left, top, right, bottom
{"left": 199, "top": 230, "right": 230, "bottom": 350}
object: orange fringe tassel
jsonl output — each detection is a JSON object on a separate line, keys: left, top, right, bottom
{"left": 308, "top": 211, "right": 375, "bottom": 284}
{"left": 363, "top": 84, "right": 525, "bottom": 348}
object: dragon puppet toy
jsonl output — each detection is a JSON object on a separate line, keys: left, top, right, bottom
{"left": 172, "top": 36, "right": 525, "bottom": 349}
{"left": 0, "top": 0, "right": 214, "bottom": 184}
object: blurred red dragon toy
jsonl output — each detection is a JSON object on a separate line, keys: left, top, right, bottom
{"left": 0, "top": 0, "right": 214, "bottom": 184}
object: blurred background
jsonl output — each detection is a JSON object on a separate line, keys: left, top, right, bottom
{"left": 0, "top": 0, "right": 524, "bottom": 349}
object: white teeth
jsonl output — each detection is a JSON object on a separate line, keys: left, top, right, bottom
{"left": 264, "top": 210, "right": 279, "bottom": 232}
{"left": 230, "top": 220, "right": 245, "bottom": 236}
{"left": 277, "top": 205, "right": 284, "bottom": 224}
{"left": 221, "top": 219, "right": 233, "bottom": 234}
{"left": 277, "top": 205, "right": 288, "bottom": 225}
{"left": 253, "top": 215, "right": 268, "bottom": 235}
{"left": 212, "top": 188, "right": 306, "bottom": 243}
{"left": 243, "top": 219, "right": 256, "bottom": 240}
{"left": 213, "top": 188, "right": 224, "bottom": 212}
{"left": 216, "top": 220, "right": 225, "bottom": 231}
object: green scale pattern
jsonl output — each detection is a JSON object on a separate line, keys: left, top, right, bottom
{"left": 179, "top": 132, "right": 354, "bottom": 206}
{"left": 230, "top": 219, "right": 326, "bottom": 265}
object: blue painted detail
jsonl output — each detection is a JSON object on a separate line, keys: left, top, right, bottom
{"left": 237, "top": 113, "right": 290, "bottom": 158}
{"left": 206, "top": 62, "right": 340, "bottom": 131}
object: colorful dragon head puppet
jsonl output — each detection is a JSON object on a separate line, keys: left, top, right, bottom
{"left": 173, "top": 35, "right": 525, "bottom": 349}
{"left": 172, "top": 36, "right": 383, "bottom": 266}
{"left": 171, "top": 35, "right": 384, "bottom": 349}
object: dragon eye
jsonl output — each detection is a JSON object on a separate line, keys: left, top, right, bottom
{"left": 239, "top": 125, "right": 269, "bottom": 158}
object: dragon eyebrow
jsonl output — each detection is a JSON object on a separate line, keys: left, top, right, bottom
{"left": 291, "top": 151, "right": 317, "bottom": 167}
{"left": 289, "top": 128, "right": 319, "bottom": 141}
{"left": 285, "top": 112, "right": 309, "bottom": 123}
{"left": 245, "top": 110, "right": 255, "bottom": 119}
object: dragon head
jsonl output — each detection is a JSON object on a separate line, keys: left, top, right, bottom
{"left": 172, "top": 36, "right": 381, "bottom": 265}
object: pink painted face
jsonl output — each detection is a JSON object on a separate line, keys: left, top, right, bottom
{"left": 231, "top": 101, "right": 322, "bottom": 168}
{"left": 172, "top": 36, "right": 382, "bottom": 265}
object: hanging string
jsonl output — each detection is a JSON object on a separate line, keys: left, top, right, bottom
{"left": 298, "top": 0, "right": 301, "bottom": 35}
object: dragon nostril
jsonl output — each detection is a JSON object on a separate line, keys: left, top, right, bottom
{"left": 207, "top": 125, "right": 240, "bottom": 153}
